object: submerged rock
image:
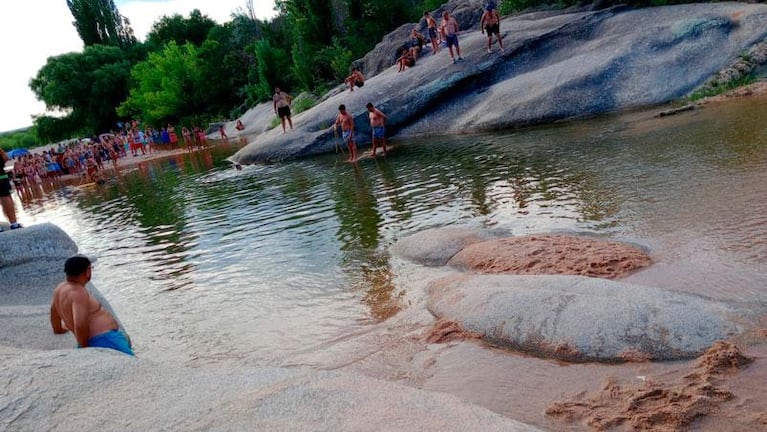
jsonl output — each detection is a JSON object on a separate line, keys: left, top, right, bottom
{"left": 427, "top": 273, "right": 750, "bottom": 362}
{"left": 391, "top": 225, "right": 503, "bottom": 266}
{"left": 232, "top": 2, "right": 767, "bottom": 163}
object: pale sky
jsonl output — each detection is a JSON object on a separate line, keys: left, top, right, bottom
{"left": 0, "top": 0, "right": 278, "bottom": 133}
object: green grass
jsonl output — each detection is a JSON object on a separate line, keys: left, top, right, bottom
{"left": 685, "top": 74, "right": 757, "bottom": 103}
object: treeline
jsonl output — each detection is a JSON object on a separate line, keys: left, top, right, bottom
{"left": 24, "top": 0, "right": 446, "bottom": 144}
{"left": 21, "top": 0, "right": 756, "bottom": 147}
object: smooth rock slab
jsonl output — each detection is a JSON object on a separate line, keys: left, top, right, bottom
{"left": 427, "top": 274, "right": 748, "bottom": 361}
{"left": 391, "top": 225, "right": 504, "bottom": 266}
{"left": 0, "top": 349, "right": 541, "bottom": 432}
{"left": 0, "top": 223, "right": 130, "bottom": 350}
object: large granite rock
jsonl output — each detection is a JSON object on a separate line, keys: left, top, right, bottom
{"left": 231, "top": 2, "right": 767, "bottom": 163}
{"left": 427, "top": 273, "right": 752, "bottom": 361}
{"left": 0, "top": 223, "right": 129, "bottom": 351}
{"left": 0, "top": 348, "right": 541, "bottom": 432}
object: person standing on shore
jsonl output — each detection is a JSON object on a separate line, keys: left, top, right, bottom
{"left": 0, "top": 148, "right": 22, "bottom": 230}
{"left": 273, "top": 87, "right": 294, "bottom": 133}
{"left": 50, "top": 255, "right": 134, "bottom": 355}
{"left": 333, "top": 104, "right": 358, "bottom": 163}
{"left": 366, "top": 103, "right": 388, "bottom": 157}
{"left": 424, "top": 11, "right": 440, "bottom": 54}
{"left": 440, "top": 11, "right": 463, "bottom": 63}
{"left": 480, "top": 4, "right": 504, "bottom": 53}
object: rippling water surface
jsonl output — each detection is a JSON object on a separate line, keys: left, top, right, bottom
{"left": 18, "top": 99, "right": 767, "bottom": 367}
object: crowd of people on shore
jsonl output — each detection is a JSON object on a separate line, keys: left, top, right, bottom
{"left": 1, "top": 121, "right": 220, "bottom": 198}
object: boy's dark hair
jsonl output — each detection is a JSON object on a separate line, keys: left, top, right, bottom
{"left": 366, "top": 103, "right": 374, "bottom": 109}
{"left": 338, "top": 104, "right": 346, "bottom": 111}
{"left": 64, "top": 255, "right": 91, "bottom": 277}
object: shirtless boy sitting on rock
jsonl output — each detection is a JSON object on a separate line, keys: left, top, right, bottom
{"left": 50, "top": 255, "right": 134, "bottom": 355}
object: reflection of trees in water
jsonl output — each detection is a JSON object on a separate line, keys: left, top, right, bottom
{"left": 74, "top": 156, "right": 197, "bottom": 291}
{"left": 329, "top": 163, "right": 403, "bottom": 321}
{"left": 378, "top": 135, "right": 619, "bottom": 229}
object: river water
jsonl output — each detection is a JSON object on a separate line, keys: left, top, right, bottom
{"left": 17, "top": 98, "right": 767, "bottom": 428}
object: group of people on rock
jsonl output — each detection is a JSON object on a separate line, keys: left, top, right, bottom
{"left": 402, "top": 5, "right": 504, "bottom": 68}
{"left": 261, "top": 4, "right": 506, "bottom": 164}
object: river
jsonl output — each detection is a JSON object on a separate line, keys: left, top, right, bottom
{"left": 16, "top": 97, "right": 767, "bottom": 430}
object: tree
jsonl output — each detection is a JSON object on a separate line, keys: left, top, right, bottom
{"left": 118, "top": 42, "right": 204, "bottom": 125}
{"left": 67, "top": 0, "right": 135, "bottom": 48}
{"left": 29, "top": 44, "right": 132, "bottom": 134}
{"left": 146, "top": 9, "right": 217, "bottom": 50}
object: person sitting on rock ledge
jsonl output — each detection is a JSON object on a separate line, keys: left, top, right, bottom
{"left": 50, "top": 255, "right": 134, "bottom": 356}
{"left": 397, "top": 48, "right": 416, "bottom": 72}
{"left": 344, "top": 67, "right": 365, "bottom": 92}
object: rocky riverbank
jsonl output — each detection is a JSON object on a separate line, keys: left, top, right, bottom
{"left": 230, "top": 1, "right": 767, "bottom": 164}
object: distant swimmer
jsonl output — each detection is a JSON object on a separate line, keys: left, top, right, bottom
{"left": 50, "top": 255, "right": 134, "bottom": 355}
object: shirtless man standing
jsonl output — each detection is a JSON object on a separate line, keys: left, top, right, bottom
{"left": 480, "top": 4, "right": 504, "bottom": 53}
{"left": 440, "top": 11, "right": 463, "bottom": 63}
{"left": 423, "top": 11, "right": 440, "bottom": 54}
{"left": 333, "top": 104, "right": 358, "bottom": 163}
{"left": 273, "top": 87, "right": 294, "bottom": 133}
{"left": 50, "top": 255, "right": 134, "bottom": 355}
{"left": 367, "top": 102, "right": 388, "bottom": 157}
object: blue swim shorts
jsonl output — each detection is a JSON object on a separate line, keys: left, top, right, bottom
{"left": 372, "top": 127, "right": 385, "bottom": 139}
{"left": 81, "top": 329, "right": 134, "bottom": 356}
{"left": 343, "top": 130, "right": 354, "bottom": 143}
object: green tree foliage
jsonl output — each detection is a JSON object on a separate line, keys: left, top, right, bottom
{"left": 29, "top": 44, "right": 132, "bottom": 136}
{"left": 67, "top": 0, "right": 136, "bottom": 48}
{"left": 145, "top": 9, "right": 217, "bottom": 50}
{"left": 0, "top": 129, "right": 38, "bottom": 151}
{"left": 248, "top": 39, "right": 293, "bottom": 102}
{"left": 118, "top": 42, "right": 204, "bottom": 125}
{"left": 196, "top": 16, "right": 263, "bottom": 117}
{"left": 30, "top": 0, "right": 456, "bottom": 141}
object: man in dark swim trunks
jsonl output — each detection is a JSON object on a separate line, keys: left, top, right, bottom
{"left": 480, "top": 4, "right": 504, "bottom": 53}
{"left": 423, "top": 11, "right": 440, "bottom": 54}
{"left": 50, "top": 255, "right": 134, "bottom": 355}
{"left": 344, "top": 67, "right": 365, "bottom": 92}
{"left": 273, "top": 87, "right": 293, "bottom": 133}
{"left": 440, "top": 11, "right": 463, "bottom": 63}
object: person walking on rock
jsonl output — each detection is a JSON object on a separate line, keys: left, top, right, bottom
{"left": 367, "top": 103, "right": 388, "bottom": 157}
{"left": 273, "top": 87, "right": 293, "bottom": 133}
{"left": 480, "top": 4, "right": 504, "bottom": 53}
{"left": 50, "top": 255, "right": 134, "bottom": 355}
{"left": 440, "top": 11, "right": 463, "bottom": 63}
{"left": 333, "top": 104, "right": 358, "bottom": 163}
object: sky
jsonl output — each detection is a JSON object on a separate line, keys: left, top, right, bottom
{"left": 0, "top": 0, "right": 278, "bottom": 133}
